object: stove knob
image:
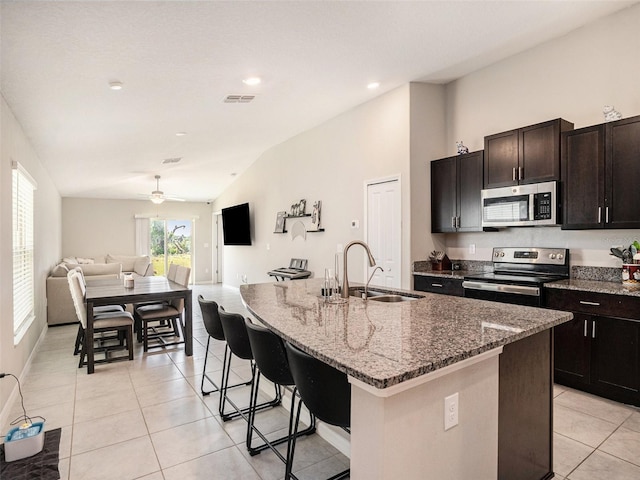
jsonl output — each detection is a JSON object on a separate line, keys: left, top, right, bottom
{"left": 494, "top": 252, "right": 499, "bottom": 257}
{"left": 557, "top": 254, "right": 564, "bottom": 260}
{"left": 549, "top": 253, "right": 556, "bottom": 259}
{"left": 499, "top": 252, "right": 505, "bottom": 257}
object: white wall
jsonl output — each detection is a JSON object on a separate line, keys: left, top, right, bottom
{"left": 62, "top": 198, "right": 214, "bottom": 283}
{"left": 213, "top": 84, "right": 439, "bottom": 289}
{"left": 0, "top": 95, "right": 61, "bottom": 415}
{"left": 442, "top": 4, "right": 640, "bottom": 266}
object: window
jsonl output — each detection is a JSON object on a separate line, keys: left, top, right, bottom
{"left": 12, "top": 161, "right": 37, "bottom": 339}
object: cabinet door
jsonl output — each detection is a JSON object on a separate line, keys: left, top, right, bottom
{"left": 561, "top": 125, "right": 605, "bottom": 229}
{"left": 430, "top": 157, "right": 457, "bottom": 233}
{"left": 484, "top": 129, "right": 518, "bottom": 188}
{"left": 457, "top": 151, "right": 483, "bottom": 232}
{"left": 554, "top": 313, "right": 591, "bottom": 387}
{"left": 519, "top": 119, "right": 568, "bottom": 185}
{"left": 591, "top": 315, "right": 640, "bottom": 403}
{"left": 606, "top": 116, "right": 640, "bottom": 229}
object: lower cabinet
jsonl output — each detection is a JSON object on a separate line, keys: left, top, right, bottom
{"left": 547, "top": 289, "right": 640, "bottom": 406}
{"left": 413, "top": 275, "right": 463, "bottom": 296}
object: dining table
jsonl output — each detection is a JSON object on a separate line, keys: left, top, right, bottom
{"left": 84, "top": 276, "right": 193, "bottom": 374}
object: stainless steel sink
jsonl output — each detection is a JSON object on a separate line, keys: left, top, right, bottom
{"left": 368, "top": 294, "right": 414, "bottom": 302}
{"left": 349, "top": 288, "right": 422, "bottom": 302}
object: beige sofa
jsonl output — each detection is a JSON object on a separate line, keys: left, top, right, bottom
{"left": 46, "top": 254, "right": 152, "bottom": 326}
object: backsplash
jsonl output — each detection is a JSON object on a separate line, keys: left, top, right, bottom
{"left": 571, "top": 266, "right": 621, "bottom": 283}
{"left": 413, "top": 259, "right": 491, "bottom": 273}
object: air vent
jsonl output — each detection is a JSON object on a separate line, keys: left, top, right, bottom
{"left": 162, "top": 157, "right": 182, "bottom": 164}
{"left": 224, "top": 95, "right": 256, "bottom": 103}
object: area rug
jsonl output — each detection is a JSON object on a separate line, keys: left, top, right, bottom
{"left": 0, "top": 428, "right": 61, "bottom": 480}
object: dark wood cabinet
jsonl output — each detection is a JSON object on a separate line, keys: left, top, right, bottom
{"left": 484, "top": 118, "right": 573, "bottom": 188}
{"left": 430, "top": 150, "right": 483, "bottom": 233}
{"left": 546, "top": 288, "right": 640, "bottom": 406}
{"left": 413, "top": 275, "right": 463, "bottom": 296}
{"left": 562, "top": 115, "right": 640, "bottom": 229}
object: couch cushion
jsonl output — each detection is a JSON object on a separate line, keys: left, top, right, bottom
{"left": 79, "top": 263, "right": 122, "bottom": 277}
{"left": 106, "top": 254, "right": 136, "bottom": 272}
{"left": 106, "top": 254, "right": 151, "bottom": 276}
{"left": 51, "top": 263, "right": 70, "bottom": 277}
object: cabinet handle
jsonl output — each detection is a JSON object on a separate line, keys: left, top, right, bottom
{"left": 606, "top": 206, "right": 609, "bottom": 223}
{"left": 592, "top": 321, "right": 596, "bottom": 339}
{"left": 598, "top": 207, "right": 602, "bottom": 223}
{"left": 451, "top": 217, "right": 456, "bottom": 228}
{"left": 512, "top": 167, "right": 517, "bottom": 181}
{"left": 431, "top": 283, "right": 443, "bottom": 288}
{"left": 583, "top": 319, "right": 588, "bottom": 337}
{"left": 579, "top": 300, "right": 601, "bottom": 306}
{"left": 518, "top": 167, "right": 523, "bottom": 180}
{"left": 456, "top": 216, "right": 460, "bottom": 228}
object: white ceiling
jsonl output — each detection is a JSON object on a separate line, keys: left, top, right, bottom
{"left": 1, "top": 1, "right": 636, "bottom": 203}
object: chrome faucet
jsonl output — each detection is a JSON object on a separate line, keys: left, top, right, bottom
{"left": 364, "top": 266, "right": 384, "bottom": 300}
{"left": 341, "top": 240, "right": 377, "bottom": 298}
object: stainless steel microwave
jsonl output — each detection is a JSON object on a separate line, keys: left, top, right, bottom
{"left": 481, "top": 181, "right": 557, "bottom": 227}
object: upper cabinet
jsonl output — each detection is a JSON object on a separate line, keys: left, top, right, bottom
{"left": 484, "top": 118, "right": 574, "bottom": 188}
{"left": 562, "top": 115, "right": 640, "bottom": 230}
{"left": 431, "top": 150, "right": 483, "bottom": 233}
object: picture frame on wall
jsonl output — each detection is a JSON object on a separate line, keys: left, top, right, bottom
{"left": 274, "top": 211, "right": 287, "bottom": 233}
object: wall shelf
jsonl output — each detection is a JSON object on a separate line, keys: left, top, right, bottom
{"left": 273, "top": 228, "right": 324, "bottom": 234}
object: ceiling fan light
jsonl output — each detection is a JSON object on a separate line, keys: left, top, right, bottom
{"left": 150, "top": 194, "right": 165, "bottom": 204}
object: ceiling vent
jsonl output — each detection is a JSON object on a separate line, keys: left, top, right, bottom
{"left": 224, "top": 95, "right": 256, "bottom": 103}
{"left": 162, "top": 157, "right": 182, "bottom": 164}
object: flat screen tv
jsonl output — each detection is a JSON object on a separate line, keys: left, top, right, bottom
{"left": 221, "top": 202, "right": 252, "bottom": 246}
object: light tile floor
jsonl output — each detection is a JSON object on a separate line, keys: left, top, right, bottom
{"left": 2, "top": 283, "right": 640, "bottom": 479}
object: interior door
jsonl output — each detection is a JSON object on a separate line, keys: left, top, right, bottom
{"left": 366, "top": 178, "right": 401, "bottom": 288}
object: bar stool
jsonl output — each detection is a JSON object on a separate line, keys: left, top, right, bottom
{"left": 198, "top": 296, "right": 251, "bottom": 396}
{"left": 284, "top": 341, "right": 351, "bottom": 480}
{"left": 245, "top": 318, "right": 316, "bottom": 459}
{"left": 218, "top": 308, "right": 282, "bottom": 421}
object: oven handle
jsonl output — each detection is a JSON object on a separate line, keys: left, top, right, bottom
{"left": 462, "top": 281, "right": 540, "bottom": 297}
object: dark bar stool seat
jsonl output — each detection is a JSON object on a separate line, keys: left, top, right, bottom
{"left": 284, "top": 341, "right": 351, "bottom": 480}
{"left": 245, "top": 318, "right": 316, "bottom": 459}
{"left": 218, "top": 308, "right": 282, "bottom": 422}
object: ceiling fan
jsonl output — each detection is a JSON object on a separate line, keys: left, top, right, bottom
{"left": 145, "top": 175, "right": 185, "bottom": 204}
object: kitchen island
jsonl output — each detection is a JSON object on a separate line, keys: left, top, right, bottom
{"left": 240, "top": 279, "right": 573, "bottom": 480}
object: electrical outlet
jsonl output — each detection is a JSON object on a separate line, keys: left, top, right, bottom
{"left": 444, "top": 392, "right": 459, "bottom": 430}
{"left": 469, "top": 244, "right": 476, "bottom": 254}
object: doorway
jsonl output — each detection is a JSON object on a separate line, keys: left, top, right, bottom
{"left": 366, "top": 176, "right": 401, "bottom": 288}
{"left": 150, "top": 218, "right": 193, "bottom": 280}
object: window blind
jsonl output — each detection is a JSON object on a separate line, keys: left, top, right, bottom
{"left": 12, "top": 161, "right": 37, "bottom": 336}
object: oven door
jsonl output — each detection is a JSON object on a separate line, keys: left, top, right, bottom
{"left": 462, "top": 281, "right": 541, "bottom": 307}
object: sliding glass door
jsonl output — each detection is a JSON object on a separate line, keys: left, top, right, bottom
{"left": 150, "top": 218, "right": 192, "bottom": 279}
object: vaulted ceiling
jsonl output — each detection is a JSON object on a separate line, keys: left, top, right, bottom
{"left": 1, "top": 1, "right": 635, "bottom": 202}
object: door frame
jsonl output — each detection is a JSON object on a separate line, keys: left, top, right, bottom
{"left": 364, "top": 174, "right": 402, "bottom": 287}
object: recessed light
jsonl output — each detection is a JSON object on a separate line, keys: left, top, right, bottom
{"left": 367, "top": 82, "right": 380, "bottom": 90}
{"left": 109, "top": 81, "right": 123, "bottom": 90}
{"left": 175, "top": 132, "right": 187, "bottom": 136}
{"left": 230, "top": 172, "right": 237, "bottom": 177}
{"left": 242, "top": 77, "right": 261, "bottom": 86}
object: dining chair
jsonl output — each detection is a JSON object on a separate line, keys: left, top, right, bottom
{"left": 134, "top": 266, "right": 191, "bottom": 351}
{"left": 167, "top": 262, "right": 178, "bottom": 282}
{"left": 284, "top": 341, "right": 350, "bottom": 480}
{"left": 67, "top": 270, "right": 134, "bottom": 370}
{"left": 70, "top": 267, "right": 127, "bottom": 356}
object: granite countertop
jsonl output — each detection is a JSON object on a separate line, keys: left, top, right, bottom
{"left": 545, "top": 278, "right": 640, "bottom": 298}
{"left": 412, "top": 270, "right": 468, "bottom": 279}
{"left": 240, "top": 279, "right": 572, "bottom": 389}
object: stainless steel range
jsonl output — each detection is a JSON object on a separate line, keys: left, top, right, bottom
{"left": 462, "top": 247, "right": 569, "bottom": 307}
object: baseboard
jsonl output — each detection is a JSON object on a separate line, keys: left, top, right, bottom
{"left": 0, "top": 325, "right": 48, "bottom": 434}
